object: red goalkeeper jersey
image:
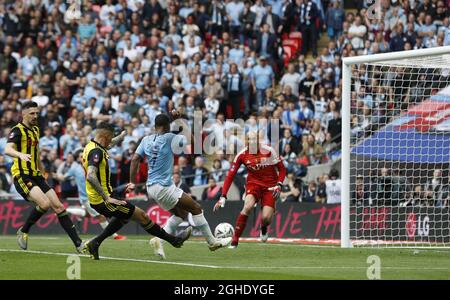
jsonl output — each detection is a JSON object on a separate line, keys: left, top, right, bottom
{"left": 222, "top": 144, "right": 287, "bottom": 196}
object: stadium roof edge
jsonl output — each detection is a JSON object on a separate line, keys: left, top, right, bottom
{"left": 342, "top": 45, "right": 450, "bottom": 65}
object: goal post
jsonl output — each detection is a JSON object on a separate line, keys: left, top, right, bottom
{"left": 342, "top": 46, "right": 450, "bottom": 248}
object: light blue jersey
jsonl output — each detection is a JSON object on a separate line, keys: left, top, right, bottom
{"left": 136, "top": 133, "right": 187, "bottom": 187}
{"left": 65, "top": 162, "right": 88, "bottom": 202}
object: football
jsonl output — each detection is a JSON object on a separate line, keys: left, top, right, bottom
{"left": 214, "top": 223, "right": 234, "bottom": 239}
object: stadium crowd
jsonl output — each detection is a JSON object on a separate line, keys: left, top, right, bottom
{"left": 347, "top": 0, "right": 450, "bottom": 208}
{"left": 0, "top": 0, "right": 448, "bottom": 205}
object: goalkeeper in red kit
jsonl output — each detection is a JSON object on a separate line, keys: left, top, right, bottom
{"left": 213, "top": 131, "right": 287, "bottom": 248}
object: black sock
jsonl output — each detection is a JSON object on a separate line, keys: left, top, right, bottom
{"left": 57, "top": 210, "right": 82, "bottom": 247}
{"left": 93, "top": 217, "right": 127, "bottom": 245}
{"left": 142, "top": 221, "right": 176, "bottom": 244}
{"left": 261, "top": 225, "right": 268, "bottom": 235}
{"left": 22, "top": 206, "right": 47, "bottom": 233}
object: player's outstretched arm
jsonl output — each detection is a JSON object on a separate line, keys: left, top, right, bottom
{"left": 214, "top": 157, "right": 243, "bottom": 212}
{"left": 108, "top": 130, "right": 127, "bottom": 149}
{"left": 276, "top": 159, "right": 287, "bottom": 183}
{"left": 170, "top": 109, "right": 195, "bottom": 143}
{"left": 87, "top": 165, "right": 126, "bottom": 205}
{"left": 268, "top": 158, "right": 287, "bottom": 199}
{"left": 129, "top": 153, "right": 142, "bottom": 185}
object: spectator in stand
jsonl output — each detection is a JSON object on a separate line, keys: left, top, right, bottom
{"left": 281, "top": 143, "right": 297, "bottom": 173}
{"left": 178, "top": 156, "right": 194, "bottom": 186}
{"left": 300, "top": 134, "right": 324, "bottom": 166}
{"left": 325, "top": 0, "right": 345, "bottom": 40}
{"left": 252, "top": 56, "right": 275, "bottom": 109}
{"left": 440, "top": 176, "right": 450, "bottom": 208}
{"left": 326, "top": 169, "right": 341, "bottom": 204}
{"left": 280, "top": 172, "right": 302, "bottom": 202}
{"left": 173, "top": 171, "right": 193, "bottom": 198}
{"left": 302, "top": 180, "right": 317, "bottom": 203}
{"left": 424, "top": 169, "right": 445, "bottom": 207}
{"left": 298, "top": 0, "right": 319, "bottom": 57}
{"left": 240, "top": 1, "right": 256, "bottom": 41}
{"left": 39, "top": 126, "right": 58, "bottom": 153}
{"left": 211, "top": 159, "right": 226, "bottom": 182}
{"left": 401, "top": 184, "right": 426, "bottom": 207}
{"left": 0, "top": 164, "right": 12, "bottom": 194}
{"left": 348, "top": 15, "right": 367, "bottom": 51}
{"left": 226, "top": 0, "right": 245, "bottom": 41}
{"left": 55, "top": 152, "right": 78, "bottom": 200}
{"left": 316, "top": 174, "right": 327, "bottom": 203}
{"left": 280, "top": 64, "right": 302, "bottom": 97}
{"left": 282, "top": 100, "right": 305, "bottom": 138}
{"left": 223, "top": 63, "right": 243, "bottom": 119}
{"left": 352, "top": 175, "right": 370, "bottom": 206}
{"left": 201, "top": 176, "right": 222, "bottom": 202}
{"left": 281, "top": 128, "right": 301, "bottom": 154}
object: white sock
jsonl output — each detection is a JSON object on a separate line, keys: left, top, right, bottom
{"left": 164, "top": 215, "right": 183, "bottom": 235}
{"left": 100, "top": 221, "right": 109, "bottom": 229}
{"left": 66, "top": 207, "right": 86, "bottom": 217}
{"left": 160, "top": 215, "right": 184, "bottom": 246}
{"left": 99, "top": 221, "right": 118, "bottom": 238}
{"left": 192, "top": 212, "right": 216, "bottom": 244}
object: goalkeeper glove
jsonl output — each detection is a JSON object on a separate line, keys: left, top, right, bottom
{"left": 213, "top": 196, "right": 227, "bottom": 212}
{"left": 269, "top": 182, "right": 283, "bottom": 199}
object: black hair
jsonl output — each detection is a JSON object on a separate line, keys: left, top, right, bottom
{"left": 155, "top": 114, "right": 170, "bottom": 128}
{"left": 329, "top": 169, "right": 339, "bottom": 179}
{"left": 22, "top": 101, "right": 38, "bottom": 110}
{"left": 96, "top": 122, "right": 115, "bottom": 133}
{"left": 74, "top": 149, "right": 83, "bottom": 159}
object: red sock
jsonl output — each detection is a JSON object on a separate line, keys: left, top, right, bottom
{"left": 232, "top": 214, "right": 248, "bottom": 244}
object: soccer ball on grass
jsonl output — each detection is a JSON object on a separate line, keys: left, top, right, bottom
{"left": 214, "top": 223, "right": 234, "bottom": 239}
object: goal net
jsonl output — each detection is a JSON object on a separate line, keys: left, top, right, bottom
{"left": 342, "top": 47, "right": 450, "bottom": 248}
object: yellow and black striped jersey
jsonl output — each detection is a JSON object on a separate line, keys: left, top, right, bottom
{"left": 8, "top": 123, "right": 41, "bottom": 178}
{"left": 82, "top": 140, "right": 113, "bottom": 205}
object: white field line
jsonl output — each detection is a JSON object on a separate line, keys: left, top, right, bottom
{"left": 2, "top": 236, "right": 450, "bottom": 252}
{"left": 0, "top": 236, "right": 339, "bottom": 248}
{"left": 0, "top": 248, "right": 220, "bottom": 269}
{"left": 0, "top": 248, "right": 449, "bottom": 271}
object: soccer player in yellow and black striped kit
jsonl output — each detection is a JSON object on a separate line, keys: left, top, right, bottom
{"left": 81, "top": 122, "right": 191, "bottom": 260}
{"left": 4, "top": 101, "right": 83, "bottom": 252}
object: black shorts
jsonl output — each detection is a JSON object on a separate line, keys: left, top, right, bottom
{"left": 91, "top": 201, "right": 135, "bottom": 220}
{"left": 14, "top": 175, "right": 51, "bottom": 201}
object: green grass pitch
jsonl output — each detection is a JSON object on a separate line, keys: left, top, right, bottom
{"left": 0, "top": 235, "right": 449, "bottom": 280}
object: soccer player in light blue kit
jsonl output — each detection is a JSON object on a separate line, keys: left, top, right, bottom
{"left": 130, "top": 113, "right": 231, "bottom": 259}
{"left": 54, "top": 150, "right": 126, "bottom": 240}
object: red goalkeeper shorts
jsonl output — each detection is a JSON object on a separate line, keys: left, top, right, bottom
{"left": 245, "top": 183, "right": 277, "bottom": 208}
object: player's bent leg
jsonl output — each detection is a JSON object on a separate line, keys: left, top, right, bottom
{"left": 150, "top": 207, "right": 188, "bottom": 260}
{"left": 17, "top": 186, "right": 52, "bottom": 250}
{"left": 45, "top": 189, "right": 82, "bottom": 250}
{"left": 132, "top": 206, "right": 191, "bottom": 248}
{"left": 175, "top": 192, "right": 202, "bottom": 215}
{"left": 85, "top": 217, "right": 128, "bottom": 260}
{"left": 94, "top": 214, "right": 127, "bottom": 240}
{"left": 45, "top": 189, "right": 65, "bottom": 214}
{"left": 82, "top": 201, "right": 134, "bottom": 260}
{"left": 87, "top": 202, "right": 126, "bottom": 240}
{"left": 231, "top": 194, "right": 257, "bottom": 248}
{"left": 260, "top": 206, "right": 275, "bottom": 243}
{"left": 176, "top": 192, "right": 231, "bottom": 250}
